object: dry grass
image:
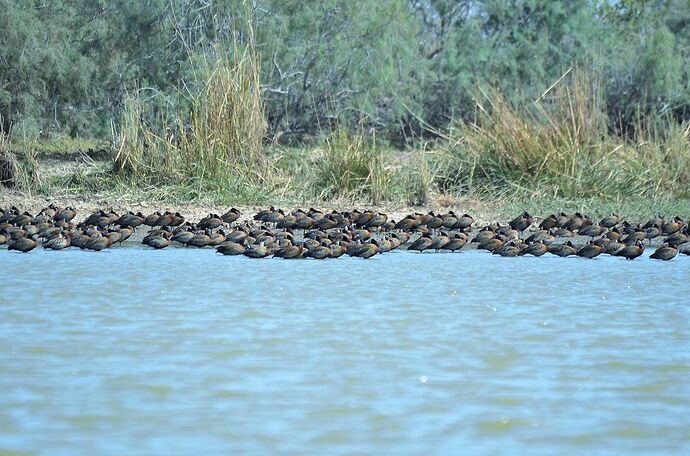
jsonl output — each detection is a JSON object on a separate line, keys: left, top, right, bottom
{"left": 436, "top": 69, "right": 690, "bottom": 199}
{"left": 315, "top": 125, "right": 391, "bottom": 204}
{"left": 113, "top": 33, "right": 267, "bottom": 186}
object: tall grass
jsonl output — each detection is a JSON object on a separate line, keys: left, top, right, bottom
{"left": 315, "top": 126, "right": 390, "bottom": 204}
{"left": 438, "top": 69, "right": 690, "bottom": 199}
{"left": 113, "top": 35, "right": 267, "bottom": 187}
{"left": 0, "top": 123, "right": 41, "bottom": 192}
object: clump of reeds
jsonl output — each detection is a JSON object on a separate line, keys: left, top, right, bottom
{"left": 439, "top": 69, "right": 690, "bottom": 199}
{"left": 113, "top": 34, "right": 267, "bottom": 186}
{"left": 0, "top": 122, "right": 41, "bottom": 192}
{"left": 315, "top": 125, "right": 390, "bottom": 204}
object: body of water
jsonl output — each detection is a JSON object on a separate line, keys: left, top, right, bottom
{"left": 1, "top": 248, "right": 689, "bottom": 455}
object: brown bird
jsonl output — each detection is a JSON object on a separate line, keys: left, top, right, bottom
{"left": 539, "top": 214, "right": 559, "bottom": 230}
{"left": 661, "top": 216, "right": 684, "bottom": 235}
{"left": 54, "top": 207, "right": 77, "bottom": 222}
{"left": 441, "top": 233, "right": 467, "bottom": 252}
{"left": 509, "top": 212, "right": 533, "bottom": 232}
{"left": 453, "top": 213, "right": 475, "bottom": 231}
{"left": 600, "top": 213, "right": 621, "bottom": 228}
{"left": 522, "top": 241, "right": 548, "bottom": 257}
{"left": 198, "top": 214, "right": 223, "bottom": 230}
{"left": 408, "top": 233, "right": 434, "bottom": 252}
{"left": 221, "top": 208, "right": 241, "bottom": 224}
{"left": 145, "top": 233, "right": 172, "bottom": 249}
{"left": 243, "top": 243, "right": 270, "bottom": 258}
{"left": 8, "top": 236, "right": 38, "bottom": 252}
{"left": 43, "top": 233, "right": 71, "bottom": 250}
{"left": 216, "top": 240, "right": 246, "bottom": 256}
{"left": 578, "top": 224, "right": 606, "bottom": 238}
{"left": 650, "top": 243, "right": 678, "bottom": 261}
{"left": 548, "top": 241, "right": 577, "bottom": 257}
{"left": 616, "top": 241, "right": 645, "bottom": 260}
{"left": 577, "top": 242, "right": 604, "bottom": 259}
{"left": 304, "top": 244, "right": 331, "bottom": 259}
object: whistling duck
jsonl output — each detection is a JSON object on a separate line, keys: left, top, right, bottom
{"left": 616, "top": 241, "right": 645, "bottom": 260}
{"left": 577, "top": 241, "right": 604, "bottom": 259}
{"left": 8, "top": 235, "right": 37, "bottom": 252}
{"left": 600, "top": 213, "right": 621, "bottom": 228}
{"left": 650, "top": 243, "right": 678, "bottom": 261}
{"left": 216, "top": 240, "right": 246, "bottom": 256}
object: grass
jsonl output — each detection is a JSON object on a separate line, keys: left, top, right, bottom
{"left": 3, "top": 66, "right": 690, "bottom": 218}
{"left": 112, "top": 31, "right": 268, "bottom": 189}
{"left": 434, "top": 70, "right": 690, "bottom": 200}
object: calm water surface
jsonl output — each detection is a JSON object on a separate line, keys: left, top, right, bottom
{"left": 1, "top": 248, "right": 689, "bottom": 455}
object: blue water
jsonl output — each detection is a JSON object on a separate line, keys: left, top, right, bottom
{"left": 1, "top": 248, "right": 689, "bottom": 455}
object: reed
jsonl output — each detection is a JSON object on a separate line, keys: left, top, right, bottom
{"left": 437, "top": 69, "right": 690, "bottom": 200}
{"left": 113, "top": 33, "right": 267, "bottom": 186}
{"left": 0, "top": 124, "right": 41, "bottom": 192}
{"left": 315, "top": 125, "right": 390, "bottom": 204}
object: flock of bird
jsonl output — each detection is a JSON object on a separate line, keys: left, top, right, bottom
{"left": 1, "top": 204, "right": 689, "bottom": 261}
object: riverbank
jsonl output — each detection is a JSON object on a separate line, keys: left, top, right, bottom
{"left": 2, "top": 139, "right": 690, "bottom": 225}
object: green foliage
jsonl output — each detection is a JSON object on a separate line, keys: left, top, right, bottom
{"left": 0, "top": 0, "right": 688, "bottom": 146}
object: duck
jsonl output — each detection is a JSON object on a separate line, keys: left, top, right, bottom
{"left": 53, "top": 207, "right": 77, "bottom": 222}
{"left": 365, "top": 212, "right": 388, "bottom": 228}
{"left": 377, "top": 237, "right": 393, "bottom": 253}
{"left": 144, "top": 232, "right": 172, "bottom": 249}
{"left": 216, "top": 240, "right": 246, "bottom": 256}
{"left": 43, "top": 233, "right": 71, "bottom": 250}
{"left": 265, "top": 208, "right": 286, "bottom": 224}
{"left": 563, "top": 212, "right": 587, "bottom": 231}
{"left": 661, "top": 216, "right": 684, "bottom": 235}
{"left": 644, "top": 224, "right": 662, "bottom": 240}
{"left": 329, "top": 242, "right": 347, "bottom": 258}
{"left": 254, "top": 206, "right": 276, "bottom": 222}
{"left": 408, "top": 233, "right": 433, "bottom": 252}
{"left": 454, "top": 213, "right": 475, "bottom": 231}
{"left": 600, "top": 213, "right": 621, "bottom": 228}
{"left": 153, "top": 211, "right": 175, "bottom": 227}
{"left": 424, "top": 212, "right": 444, "bottom": 229}
{"left": 616, "top": 240, "right": 645, "bottom": 260}
{"left": 577, "top": 241, "right": 604, "bottom": 259}
{"left": 115, "top": 211, "right": 145, "bottom": 227}
{"left": 394, "top": 214, "right": 421, "bottom": 231}
{"left": 578, "top": 224, "right": 606, "bottom": 238}
{"left": 604, "top": 240, "right": 624, "bottom": 255}
{"left": 12, "top": 212, "right": 33, "bottom": 226}
{"left": 493, "top": 242, "right": 521, "bottom": 257}
{"left": 650, "top": 243, "right": 678, "bottom": 261}
{"left": 428, "top": 232, "right": 450, "bottom": 250}
{"left": 143, "top": 212, "right": 161, "bottom": 226}
{"left": 276, "top": 243, "right": 306, "bottom": 260}
{"left": 471, "top": 227, "right": 496, "bottom": 244}
{"left": 304, "top": 244, "right": 332, "bottom": 259}
{"left": 209, "top": 230, "right": 227, "bottom": 246}
{"left": 441, "top": 233, "right": 467, "bottom": 252}
{"left": 539, "top": 214, "right": 559, "bottom": 230}
{"left": 548, "top": 241, "right": 577, "bottom": 257}
{"left": 221, "top": 208, "right": 241, "bottom": 224}
{"left": 198, "top": 214, "right": 223, "bottom": 230}
{"left": 664, "top": 227, "right": 688, "bottom": 246}
{"left": 354, "top": 240, "right": 379, "bottom": 259}
{"left": 243, "top": 242, "right": 270, "bottom": 258}
{"left": 187, "top": 231, "right": 212, "bottom": 247}
{"left": 478, "top": 236, "right": 506, "bottom": 252}
{"left": 509, "top": 212, "right": 533, "bottom": 232}
{"left": 643, "top": 215, "right": 664, "bottom": 229}
{"left": 8, "top": 235, "right": 38, "bottom": 252}
{"left": 84, "top": 234, "right": 112, "bottom": 251}
{"left": 522, "top": 241, "right": 548, "bottom": 257}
